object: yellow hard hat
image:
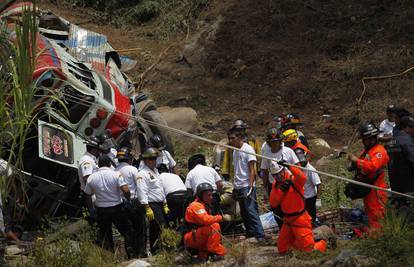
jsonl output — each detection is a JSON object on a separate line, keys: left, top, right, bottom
{"left": 283, "top": 129, "right": 298, "bottom": 142}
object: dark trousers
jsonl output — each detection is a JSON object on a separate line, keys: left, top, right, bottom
{"left": 267, "top": 182, "right": 284, "bottom": 228}
{"left": 166, "top": 191, "right": 188, "bottom": 227}
{"left": 96, "top": 204, "right": 134, "bottom": 257}
{"left": 234, "top": 187, "right": 265, "bottom": 239}
{"left": 149, "top": 202, "right": 167, "bottom": 254}
{"left": 125, "top": 199, "right": 147, "bottom": 257}
{"left": 305, "top": 196, "right": 317, "bottom": 224}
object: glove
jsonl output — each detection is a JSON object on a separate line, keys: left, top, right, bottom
{"left": 163, "top": 204, "right": 170, "bottom": 215}
{"left": 220, "top": 194, "right": 226, "bottom": 202}
{"left": 222, "top": 214, "right": 232, "bottom": 221}
{"left": 278, "top": 160, "right": 289, "bottom": 167}
{"left": 246, "top": 186, "right": 253, "bottom": 197}
{"left": 145, "top": 207, "right": 155, "bottom": 221}
{"left": 123, "top": 200, "right": 132, "bottom": 210}
{"left": 280, "top": 180, "right": 292, "bottom": 192}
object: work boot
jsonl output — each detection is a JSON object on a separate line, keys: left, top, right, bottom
{"left": 209, "top": 253, "right": 224, "bottom": 262}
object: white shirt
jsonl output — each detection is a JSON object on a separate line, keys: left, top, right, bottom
{"left": 138, "top": 150, "right": 176, "bottom": 171}
{"left": 233, "top": 143, "right": 256, "bottom": 189}
{"left": 379, "top": 119, "right": 395, "bottom": 137}
{"left": 78, "top": 152, "right": 98, "bottom": 191}
{"left": 261, "top": 144, "right": 299, "bottom": 183}
{"left": 115, "top": 162, "right": 139, "bottom": 199}
{"left": 84, "top": 167, "right": 127, "bottom": 208}
{"left": 136, "top": 164, "right": 166, "bottom": 204}
{"left": 159, "top": 173, "right": 186, "bottom": 196}
{"left": 304, "top": 163, "right": 321, "bottom": 199}
{"left": 185, "top": 164, "right": 222, "bottom": 195}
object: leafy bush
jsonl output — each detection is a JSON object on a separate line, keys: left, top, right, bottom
{"left": 355, "top": 208, "right": 414, "bottom": 266}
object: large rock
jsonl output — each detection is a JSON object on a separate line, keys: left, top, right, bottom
{"left": 313, "top": 225, "right": 335, "bottom": 241}
{"left": 309, "top": 138, "right": 331, "bottom": 149}
{"left": 157, "top": 106, "right": 199, "bottom": 135}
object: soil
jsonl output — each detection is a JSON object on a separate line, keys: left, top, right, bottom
{"left": 38, "top": 0, "right": 414, "bottom": 147}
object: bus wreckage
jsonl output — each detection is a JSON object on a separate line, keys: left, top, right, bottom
{"left": 0, "top": 1, "right": 173, "bottom": 226}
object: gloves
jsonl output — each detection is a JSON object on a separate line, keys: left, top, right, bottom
{"left": 280, "top": 180, "right": 292, "bottom": 192}
{"left": 163, "top": 204, "right": 170, "bottom": 215}
{"left": 145, "top": 207, "right": 155, "bottom": 221}
{"left": 222, "top": 214, "right": 232, "bottom": 221}
{"left": 246, "top": 186, "right": 253, "bottom": 197}
{"left": 123, "top": 200, "right": 132, "bottom": 210}
{"left": 278, "top": 160, "right": 289, "bottom": 167}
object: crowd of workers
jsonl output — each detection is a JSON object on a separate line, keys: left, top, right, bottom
{"left": 76, "top": 105, "right": 414, "bottom": 261}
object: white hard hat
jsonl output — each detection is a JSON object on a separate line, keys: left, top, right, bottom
{"left": 270, "top": 161, "right": 283, "bottom": 174}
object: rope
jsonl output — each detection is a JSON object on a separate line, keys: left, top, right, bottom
{"left": 33, "top": 92, "right": 414, "bottom": 200}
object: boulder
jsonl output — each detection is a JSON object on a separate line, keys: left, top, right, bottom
{"left": 126, "top": 260, "right": 151, "bottom": 267}
{"left": 309, "top": 138, "right": 331, "bottom": 149}
{"left": 313, "top": 225, "right": 335, "bottom": 241}
{"left": 157, "top": 106, "right": 199, "bottom": 135}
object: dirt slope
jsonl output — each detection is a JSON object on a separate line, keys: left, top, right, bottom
{"left": 40, "top": 0, "right": 414, "bottom": 146}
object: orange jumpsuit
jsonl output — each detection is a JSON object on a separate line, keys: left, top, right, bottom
{"left": 270, "top": 166, "right": 326, "bottom": 254}
{"left": 355, "top": 143, "right": 389, "bottom": 230}
{"left": 184, "top": 199, "right": 226, "bottom": 260}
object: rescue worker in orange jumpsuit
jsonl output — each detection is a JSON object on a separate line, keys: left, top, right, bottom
{"left": 283, "top": 129, "right": 312, "bottom": 159}
{"left": 269, "top": 161, "right": 327, "bottom": 254}
{"left": 183, "top": 183, "right": 232, "bottom": 261}
{"left": 347, "top": 122, "right": 389, "bottom": 230}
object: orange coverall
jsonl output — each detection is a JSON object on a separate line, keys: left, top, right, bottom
{"left": 184, "top": 199, "right": 226, "bottom": 260}
{"left": 270, "top": 166, "right": 326, "bottom": 254}
{"left": 355, "top": 143, "right": 389, "bottom": 230}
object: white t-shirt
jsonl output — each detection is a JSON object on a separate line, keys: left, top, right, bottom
{"left": 233, "top": 143, "right": 257, "bottom": 189}
{"left": 304, "top": 163, "right": 321, "bottom": 199}
{"left": 185, "top": 164, "right": 222, "bottom": 195}
{"left": 379, "top": 119, "right": 395, "bottom": 137}
{"left": 84, "top": 167, "right": 127, "bottom": 208}
{"left": 136, "top": 164, "right": 166, "bottom": 204}
{"left": 261, "top": 144, "right": 299, "bottom": 183}
{"left": 159, "top": 173, "right": 186, "bottom": 196}
{"left": 138, "top": 150, "right": 176, "bottom": 171}
{"left": 115, "top": 162, "right": 139, "bottom": 199}
{"left": 78, "top": 152, "right": 98, "bottom": 191}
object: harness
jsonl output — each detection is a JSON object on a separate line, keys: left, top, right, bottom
{"left": 277, "top": 174, "right": 306, "bottom": 218}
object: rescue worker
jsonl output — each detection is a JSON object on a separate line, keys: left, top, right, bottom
{"left": 221, "top": 119, "right": 261, "bottom": 180}
{"left": 136, "top": 147, "right": 169, "bottom": 254}
{"left": 269, "top": 161, "right": 327, "bottom": 254}
{"left": 115, "top": 147, "right": 147, "bottom": 257}
{"left": 148, "top": 134, "right": 179, "bottom": 175}
{"left": 283, "top": 129, "right": 312, "bottom": 159}
{"left": 185, "top": 154, "right": 223, "bottom": 214}
{"left": 84, "top": 155, "right": 135, "bottom": 257}
{"left": 184, "top": 183, "right": 231, "bottom": 261}
{"left": 378, "top": 105, "right": 396, "bottom": 142}
{"left": 347, "top": 122, "right": 389, "bottom": 230}
{"left": 387, "top": 116, "right": 414, "bottom": 211}
{"left": 78, "top": 136, "right": 100, "bottom": 193}
{"left": 228, "top": 128, "right": 265, "bottom": 242}
{"left": 392, "top": 108, "right": 411, "bottom": 136}
{"left": 283, "top": 113, "right": 309, "bottom": 148}
{"left": 158, "top": 164, "right": 188, "bottom": 226}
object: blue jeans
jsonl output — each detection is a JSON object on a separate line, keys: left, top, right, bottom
{"left": 234, "top": 186, "right": 265, "bottom": 239}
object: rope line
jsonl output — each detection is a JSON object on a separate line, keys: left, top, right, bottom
{"left": 31, "top": 92, "right": 414, "bottom": 200}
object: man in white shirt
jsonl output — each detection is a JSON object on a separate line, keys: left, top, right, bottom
{"left": 84, "top": 155, "right": 135, "bottom": 258}
{"left": 158, "top": 164, "right": 188, "bottom": 226}
{"left": 115, "top": 147, "right": 147, "bottom": 258}
{"left": 148, "top": 134, "right": 179, "bottom": 175}
{"left": 136, "top": 147, "right": 169, "bottom": 254}
{"left": 185, "top": 154, "right": 224, "bottom": 214}
{"left": 379, "top": 104, "right": 396, "bottom": 142}
{"left": 78, "top": 136, "right": 100, "bottom": 193}
{"left": 303, "top": 163, "right": 321, "bottom": 224}
{"left": 228, "top": 128, "right": 265, "bottom": 241}
{"left": 260, "top": 127, "right": 299, "bottom": 228}
{"left": 185, "top": 154, "right": 223, "bottom": 195}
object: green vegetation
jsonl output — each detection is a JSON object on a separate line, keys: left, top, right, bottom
{"left": 53, "top": 0, "right": 209, "bottom": 39}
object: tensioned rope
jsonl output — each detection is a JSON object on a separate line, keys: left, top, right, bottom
{"left": 33, "top": 91, "right": 414, "bottom": 200}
